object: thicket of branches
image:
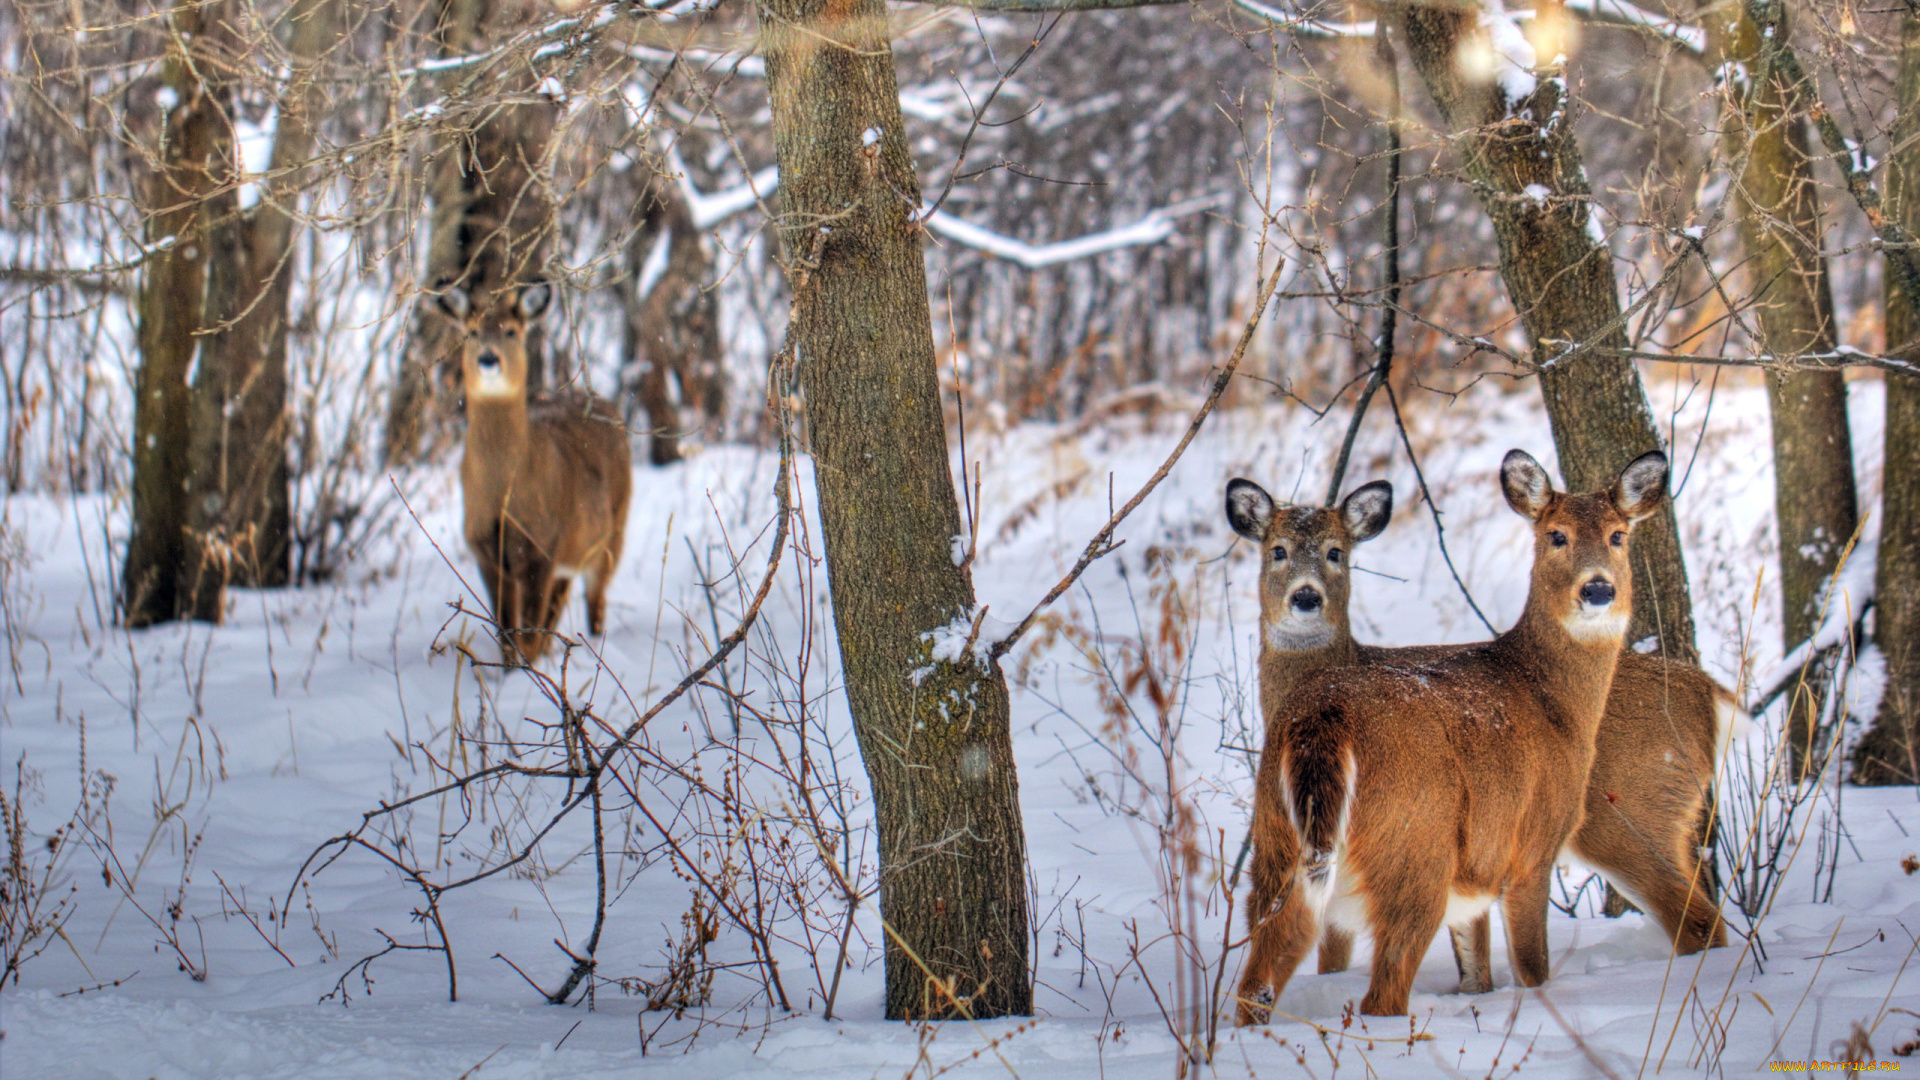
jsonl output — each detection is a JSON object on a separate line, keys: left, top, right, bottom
{"left": 4, "top": 0, "right": 1919, "bottom": 1040}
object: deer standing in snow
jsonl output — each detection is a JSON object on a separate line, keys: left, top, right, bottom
{"left": 1225, "top": 472, "right": 1733, "bottom": 1014}
{"left": 438, "top": 281, "right": 632, "bottom": 663}
{"left": 1232, "top": 449, "right": 1700, "bottom": 1021}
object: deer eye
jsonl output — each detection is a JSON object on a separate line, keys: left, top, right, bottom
{"left": 1610, "top": 530, "right": 1625, "bottom": 547}
{"left": 1327, "top": 547, "right": 1343, "bottom": 565}
{"left": 1548, "top": 530, "right": 1568, "bottom": 548}
{"left": 504, "top": 327, "right": 519, "bottom": 338}
{"left": 1272, "top": 546, "right": 1287, "bottom": 563}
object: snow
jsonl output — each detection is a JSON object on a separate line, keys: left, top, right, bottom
{"left": 2, "top": 381, "right": 1916, "bottom": 1077}
{"left": 1481, "top": 0, "right": 1540, "bottom": 105}
{"left": 1523, "top": 183, "right": 1552, "bottom": 202}
{"left": 859, "top": 126, "right": 881, "bottom": 148}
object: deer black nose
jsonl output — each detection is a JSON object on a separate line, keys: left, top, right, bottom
{"left": 476, "top": 351, "right": 501, "bottom": 369}
{"left": 1290, "top": 586, "right": 1323, "bottom": 614}
{"left": 1579, "top": 579, "right": 1615, "bottom": 607}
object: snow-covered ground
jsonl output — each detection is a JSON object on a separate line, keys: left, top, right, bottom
{"left": 2, "top": 375, "right": 1916, "bottom": 1078}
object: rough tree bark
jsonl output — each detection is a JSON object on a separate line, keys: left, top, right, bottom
{"left": 122, "top": 0, "right": 228, "bottom": 628}
{"left": 756, "top": 0, "right": 1032, "bottom": 1019}
{"left": 183, "top": 0, "right": 342, "bottom": 617}
{"left": 1857, "top": 11, "right": 1920, "bottom": 785}
{"left": 623, "top": 165, "right": 724, "bottom": 466}
{"left": 1395, "top": 1, "right": 1696, "bottom": 659}
{"left": 383, "top": 0, "right": 559, "bottom": 465}
{"left": 1712, "top": 0, "right": 1858, "bottom": 771}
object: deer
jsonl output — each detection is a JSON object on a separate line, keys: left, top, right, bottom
{"left": 1230, "top": 448, "right": 1703, "bottom": 1022}
{"left": 437, "top": 281, "right": 633, "bottom": 664}
{"left": 1225, "top": 473, "right": 1735, "bottom": 1014}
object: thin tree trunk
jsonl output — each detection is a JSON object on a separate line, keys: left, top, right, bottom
{"left": 756, "top": 0, "right": 1032, "bottom": 1019}
{"left": 623, "top": 167, "right": 723, "bottom": 466}
{"left": 1395, "top": 2, "right": 1697, "bottom": 659}
{"left": 1713, "top": 1, "right": 1858, "bottom": 773}
{"left": 185, "top": 0, "right": 340, "bottom": 614}
{"left": 384, "top": 0, "right": 557, "bottom": 464}
{"left": 122, "top": 0, "right": 228, "bottom": 628}
{"left": 1857, "top": 11, "right": 1920, "bottom": 785}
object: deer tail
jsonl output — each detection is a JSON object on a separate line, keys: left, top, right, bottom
{"left": 1282, "top": 706, "right": 1356, "bottom": 896}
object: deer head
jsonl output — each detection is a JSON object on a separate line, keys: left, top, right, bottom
{"left": 435, "top": 281, "right": 553, "bottom": 403}
{"left": 1226, "top": 478, "right": 1394, "bottom": 650}
{"left": 1500, "top": 449, "right": 1668, "bottom": 645}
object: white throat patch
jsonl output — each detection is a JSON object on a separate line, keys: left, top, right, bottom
{"left": 1266, "top": 616, "right": 1335, "bottom": 651}
{"left": 467, "top": 368, "right": 518, "bottom": 400}
{"left": 1563, "top": 605, "right": 1628, "bottom": 643}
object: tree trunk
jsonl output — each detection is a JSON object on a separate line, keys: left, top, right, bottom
{"left": 1395, "top": 3, "right": 1696, "bottom": 659}
{"left": 1713, "top": 1, "right": 1859, "bottom": 772}
{"left": 384, "top": 0, "right": 558, "bottom": 465}
{"left": 122, "top": 0, "right": 228, "bottom": 628}
{"left": 623, "top": 167, "right": 724, "bottom": 466}
{"left": 1857, "top": 13, "right": 1920, "bottom": 785}
{"left": 757, "top": 0, "right": 1032, "bottom": 1020}
{"left": 184, "top": 0, "right": 340, "bottom": 613}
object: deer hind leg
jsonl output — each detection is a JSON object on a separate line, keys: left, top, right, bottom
{"left": 1500, "top": 865, "right": 1555, "bottom": 989}
{"left": 1317, "top": 926, "right": 1354, "bottom": 974}
{"left": 542, "top": 576, "right": 573, "bottom": 640}
{"left": 1450, "top": 912, "right": 1494, "bottom": 994}
{"left": 1359, "top": 886, "right": 1445, "bottom": 1016}
{"left": 1236, "top": 841, "right": 1315, "bottom": 1026}
{"left": 584, "top": 551, "right": 616, "bottom": 637}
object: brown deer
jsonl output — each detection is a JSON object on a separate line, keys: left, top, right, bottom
{"left": 1225, "top": 474, "right": 1734, "bottom": 1011}
{"left": 1231, "top": 449, "right": 1686, "bottom": 1022}
{"left": 437, "top": 281, "right": 632, "bottom": 663}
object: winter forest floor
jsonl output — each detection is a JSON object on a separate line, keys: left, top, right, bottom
{"left": 2, "top": 376, "right": 1917, "bottom": 1079}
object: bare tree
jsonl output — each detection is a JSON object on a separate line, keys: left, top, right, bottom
{"left": 384, "top": 0, "right": 561, "bottom": 465}
{"left": 1393, "top": 0, "right": 1697, "bottom": 659}
{"left": 122, "top": 0, "right": 232, "bottom": 628}
{"left": 1858, "top": 8, "right": 1920, "bottom": 785}
{"left": 1712, "top": 0, "right": 1859, "bottom": 770}
{"left": 623, "top": 161, "right": 724, "bottom": 465}
{"left": 756, "top": 0, "right": 1032, "bottom": 1019}
{"left": 182, "top": 0, "right": 343, "bottom": 617}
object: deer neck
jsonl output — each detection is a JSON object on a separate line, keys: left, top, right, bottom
{"left": 463, "top": 393, "right": 534, "bottom": 511}
{"left": 1500, "top": 603, "right": 1622, "bottom": 741}
{"left": 1260, "top": 629, "right": 1360, "bottom": 711}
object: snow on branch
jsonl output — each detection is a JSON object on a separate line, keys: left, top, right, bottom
{"left": 920, "top": 202, "right": 1200, "bottom": 268}
{"left": 400, "top": 0, "right": 714, "bottom": 80}
{"left": 674, "top": 162, "right": 1205, "bottom": 267}
{"left": 1558, "top": 0, "right": 1705, "bottom": 56}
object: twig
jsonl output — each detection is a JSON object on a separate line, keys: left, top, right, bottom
{"left": 988, "top": 252, "right": 1288, "bottom": 660}
{"left": 1324, "top": 25, "right": 1402, "bottom": 507}
{"left": 1383, "top": 379, "right": 1497, "bottom": 636}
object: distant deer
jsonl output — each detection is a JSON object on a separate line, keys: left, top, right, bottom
{"left": 437, "top": 281, "right": 632, "bottom": 663}
{"left": 1231, "top": 449, "right": 1693, "bottom": 1021}
{"left": 1226, "top": 473, "right": 1733, "bottom": 1012}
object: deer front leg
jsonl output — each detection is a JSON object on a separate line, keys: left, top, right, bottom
{"left": 517, "top": 561, "right": 557, "bottom": 661}
{"left": 1501, "top": 865, "right": 1555, "bottom": 989}
{"left": 1450, "top": 914, "right": 1493, "bottom": 994}
{"left": 1318, "top": 926, "right": 1354, "bottom": 974}
{"left": 1360, "top": 888, "right": 1445, "bottom": 1017}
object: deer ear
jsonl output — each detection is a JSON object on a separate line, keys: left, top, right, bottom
{"left": 1341, "top": 480, "right": 1393, "bottom": 544}
{"left": 1500, "top": 449, "right": 1553, "bottom": 521}
{"left": 1226, "top": 479, "right": 1276, "bottom": 543}
{"left": 518, "top": 281, "right": 553, "bottom": 320}
{"left": 435, "top": 285, "right": 471, "bottom": 322}
{"left": 1611, "top": 450, "right": 1669, "bottom": 522}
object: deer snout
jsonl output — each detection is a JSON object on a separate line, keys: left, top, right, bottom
{"left": 1290, "top": 585, "right": 1323, "bottom": 614}
{"left": 476, "top": 350, "right": 502, "bottom": 370}
{"left": 1578, "top": 578, "right": 1615, "bottom": 608}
